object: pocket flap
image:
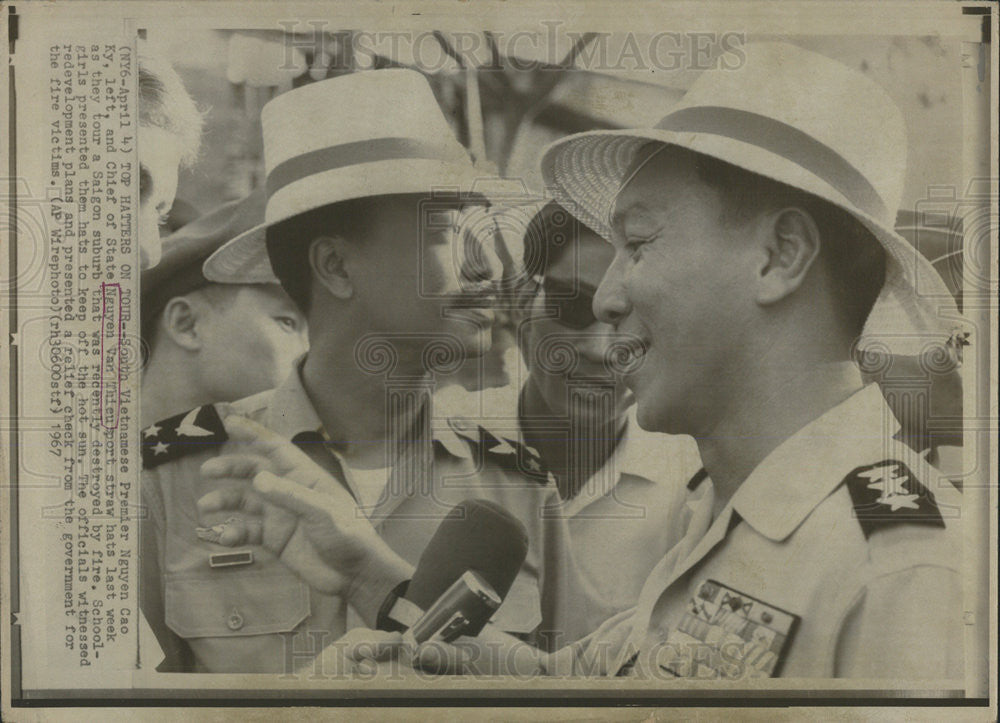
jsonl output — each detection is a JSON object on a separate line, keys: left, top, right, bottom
{"left": 165, "top": 569, "right": 310, "bottom": 639}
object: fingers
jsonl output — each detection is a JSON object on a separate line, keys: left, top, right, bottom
{"left": 253, "top": 470, "right": 336, "bottom": 522}
{"left": 412, "top": 639, "right": 474, "bottom": 675}
{"left": 218, "top": 515, "right": 263, "bottom": 546}
{"left": 201, "top": 454, "right": 270, "bottom": 481}
{"left": 222, "top": 415, "right": 316, "bottom": 476}
{"left": 196, "top": 486, "right": 265, "bottom": 518}
{"left": 195, "top": 514, "right": 262, "bottom": 546}
{"left": 341, "top": 629, "right": 406, "bottom": 664}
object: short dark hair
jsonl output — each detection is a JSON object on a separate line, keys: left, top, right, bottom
{"left": 141, "top": 284, "right": 241, "bottom": 363}
{"left": 654, "top": 144, "right": 886, "bottom": 335}
{"left": 267, "top": 193, "right": 493, "bottom": 313}
{"left": 522, "top": 201, "right": 602, "bottom": 279}
{"left": 265, "top": 197, "right": 380, "bottom": 313}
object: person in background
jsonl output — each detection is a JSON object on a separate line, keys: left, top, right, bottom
{"left": 139, "top": 191, "right": 308, "bottom": 671}
{"left": 511, "top": 201, "right": 703, "bottom": 649}
{"left": 140, "top": 190, "right": 308, "bottom": 427}
{"left": 138, "top": 51, "right": 202, "bottom": 269}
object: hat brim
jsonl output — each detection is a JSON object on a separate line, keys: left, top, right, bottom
{"left": 203, "top": 159, "right": 505, "bottom": 284}
{"left": 541, "top": 129, "right": 963, "bottom": 356}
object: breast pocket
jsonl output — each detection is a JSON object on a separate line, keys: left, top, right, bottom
{"left": 165, "top": 569, "right": 310, "bottom": 638}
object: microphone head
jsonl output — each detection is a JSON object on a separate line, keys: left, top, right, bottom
{"left": 405, "top": 499, "right": 529, "bottom": 611}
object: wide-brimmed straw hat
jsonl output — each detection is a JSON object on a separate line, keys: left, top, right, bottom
{"left": 204, "top": 69, "right": 486, "bottom": 283}
{"left": 540, "top": 42, "right": 965, "bottom": 355}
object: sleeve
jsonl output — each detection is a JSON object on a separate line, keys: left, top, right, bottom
{"left": 539, "top": 606, "right": 637, "bottom": 677}
{"left": 834, "top": 565, "right": 964, "bottom": 680}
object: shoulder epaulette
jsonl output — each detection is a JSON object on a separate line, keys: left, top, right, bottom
{"left": 142, "top": 405, "right": 229, "bottom": 470}
{"left": 446, "top": 417, "right": 549, "bottom": 485}
{"left": 844, "top": 459, "right": 945, "bottom": 538}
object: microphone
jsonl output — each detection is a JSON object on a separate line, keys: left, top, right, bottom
{"left": 387, "top": 499, "right": 529, "bottom": 643}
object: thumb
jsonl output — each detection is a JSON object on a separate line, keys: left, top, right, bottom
{"left": 412, "top": 639, "right": 472, "bottom": 675}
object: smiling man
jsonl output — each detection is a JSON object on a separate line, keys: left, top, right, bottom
{"left": 535, "top": 41, "right": 966, "bottom": 680}
{"left": 513, "top": 202, "right": 703, "bottom": 649}
{"left": 140, "top": 69, "right": 559, "bottom": 673}
{"left": 184, "top": 44, "right": 968, "bottom": 682}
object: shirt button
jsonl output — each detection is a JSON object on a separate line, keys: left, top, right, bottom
{"left": 226, "top": 608, "right": 245, "bottom": 631}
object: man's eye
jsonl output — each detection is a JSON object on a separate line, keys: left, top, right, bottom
{"left": 625, "top": 238, "right": 650, "bottom": 259}
{"left": 274, "top": 316, "right": 299, "bottom": 332}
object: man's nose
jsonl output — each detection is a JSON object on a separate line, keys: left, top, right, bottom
{"left": 593, "top": 253, "right": 630, "bottom": 326}
{"left": 460, "top": 231, "right": 504, "bottom": 289}
{"left": 139, "top": 219, "right": 162, "bottom": 270}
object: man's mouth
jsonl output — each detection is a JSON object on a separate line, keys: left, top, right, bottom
{"left": 445, "top": 297, "right": 497, "bottom": 325}
{"left": 606, "top": 336, "right": 648, "bottom": 377}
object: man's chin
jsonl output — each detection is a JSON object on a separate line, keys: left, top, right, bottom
{"left": 632, "top": 392, "right": 670, "bottom": 433}
{"left": 139, "top": 240, "right": 161, "bottom": 270}
{"left": 457, "top": 330, "right": 493, "bottom": 359}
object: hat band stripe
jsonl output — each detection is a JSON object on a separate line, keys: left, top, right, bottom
{"left": 655, "top": 106, "right": 888, "bottom": 221}
{"left": 266, "top": 137, "right": 465, "bottom": 198}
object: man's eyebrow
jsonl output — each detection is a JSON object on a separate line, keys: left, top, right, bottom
{"left": 610, "top": 201, "right": 649, "bottom": 233}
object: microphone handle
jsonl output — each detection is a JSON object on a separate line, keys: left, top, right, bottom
{"left": 405, "top": 570, "right": 503, "bottom": 644}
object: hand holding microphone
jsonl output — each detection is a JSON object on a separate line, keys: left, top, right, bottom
{"left": 344, "top": 498, "right": 543, "bottom": 677}
{"left": 385, "top": 498, "right": 529, "bottom": 645}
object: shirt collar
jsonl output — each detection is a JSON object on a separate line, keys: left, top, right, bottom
{"left": 263, "top": 357, "right": 471, "bottom": 459}
{"left": 730, "top": 380, "right": 899, "bottom": 542}
{"left": 432, "top": 418, "right": 474, "bottom": 459}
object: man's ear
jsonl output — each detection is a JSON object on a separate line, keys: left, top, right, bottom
{"left": 309, "top": 236, "right": 354, "bottom": 300}
{"left": 755, "top": 207, "right": 822, "bottom": 305}
{"left": 160, "top": 296, "right": 202, "bottom": 351}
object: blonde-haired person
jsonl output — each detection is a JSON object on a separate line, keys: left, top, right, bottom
{"left": 138, "top": 49, "right": 202, "bottom": 269}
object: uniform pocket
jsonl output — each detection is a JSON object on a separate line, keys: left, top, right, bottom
{"left": 165, "top": 568, "right": 310, "bottom": 639}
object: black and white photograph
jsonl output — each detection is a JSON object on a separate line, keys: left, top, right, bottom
{"left": 1, "top": 0, "right": 996, "bottom": 717}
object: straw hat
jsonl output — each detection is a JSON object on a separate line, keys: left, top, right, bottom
{"left": 540, "top": 42, "right": 964, "bottom": 355}
{"left": 142, "top": 189, "right": 267, "bottom": 320}
{"left": 203, "top": 69, "right": 486, "bottom": 284}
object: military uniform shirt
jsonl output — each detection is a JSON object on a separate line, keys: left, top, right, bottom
{"left": 539, "top": 407, "right": 705, "bottom": 650}
{"left": 141, "top": 363, "right": 559, "bottom": 673}
{"left": 548, "top": 382, "right": 963, "bottom": 680}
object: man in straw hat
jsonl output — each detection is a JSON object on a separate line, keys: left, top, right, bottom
{"left": 549, "top": 41, "right": 964, "bottom": 679}
{"left": 507, "top": 200, "right": 704, "bottom": 650}
{"left": 141, "top": 69, "right": 562, "bottom": 673}
{"left": 186, "top": 43, "right": 967, "bottom": 680}
{"left": 355, "top": 41, "right": 963, "bottom": 680}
